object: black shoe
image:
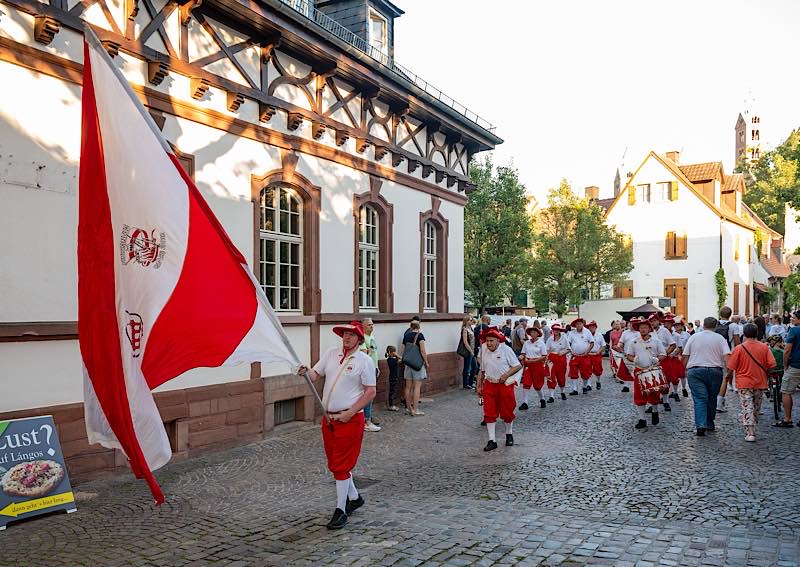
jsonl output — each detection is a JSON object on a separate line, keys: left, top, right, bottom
{"left": 582, "top": 387, "right": 588, "bottom": 394}
{"left": 596, "top": 383, "right": 601, "bottom": 390}
{"left": 622, "top": 386, "right": 630, "bottom": 392}
{"left": 548, "top": 397, "right": 555, "bottom": 403}
{"left": 484, "top": 440, "right": 498, "bottom": 452}
{"left": 345, "top": 495, "right": 364, "bottom": 515}
{"left": 540, "top": 399, "right": 547, "bottom": 409}
{"left": 706, "top": 423, "right": 716, "bottom": 432}
{"left": 696, "top": 427, "right": 705, "bottom": 436}
{"left": 519, "top": 403, "right": 529, "bottom": 411}
{"left": 569, "top": 390, "right": 579, "bottom": 396}
{"left": 586, "top": 385, "right": 593, "bottom": 391}
{"left": 480, "top": 420, "right": 486, "bottom": 426}
{"left": 561, "top": 392, "right": 567, "bottom": 400}
{"left": 326, "top": 508, "right": 348, "bottom": 530}
{"left": 652, "top": 412, "right": 660, "bottom": 425}
{"left": 505, "top": 434, "right": 514, "bottom": 446}
{"left": 645, "top": 407, "right": 653, "bottom": 414}
{"left": 663, "top": 402, "right": 671, "bottom": 412}
{"left": 682, "top": 389, "right": 689, "bottom": 398}
{"left": 635, "top": 419, "right": 647, "bottom": 429}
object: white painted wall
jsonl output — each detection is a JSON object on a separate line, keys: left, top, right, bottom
{"left": 579, "top": 297, "right": 668, "bottom": 329}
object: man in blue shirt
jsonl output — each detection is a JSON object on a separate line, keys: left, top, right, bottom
{"left": 775, "top": 310, "right": 800, "bottom": 427}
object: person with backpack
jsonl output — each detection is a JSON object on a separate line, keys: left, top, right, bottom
{"left": 511, "top": 318, "right": 528, "bottom": 355}
{"left": 715, "top": 306, "right": 742, "bottom": 412}
{"left": 727, "top": 323, "right": 776, "bottom": 441}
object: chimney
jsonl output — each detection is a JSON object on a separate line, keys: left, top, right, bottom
{"left": 584, "top": 186, "right": 599, "bottom": 200}
{"left": 666, "top": 150, "right": 680, "bottom": 164}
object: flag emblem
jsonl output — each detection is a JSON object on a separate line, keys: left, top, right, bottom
{"left": 120, "top": 225, "right": 166, "bottom": 269}
{"left": 124, "top": 312, "right": 144, "bottom": 357}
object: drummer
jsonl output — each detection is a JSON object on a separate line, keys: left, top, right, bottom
{"left": 625, "top": 318, "right": 667, "bottom": 429}
{"left": 519, "top": 327, "right": 548, "bottom": 410}
{"left": 614, "top": 316, "right": 642, "bottom": 393}
{"left": 650, "top": 313, "right": 677, "bottom": 413}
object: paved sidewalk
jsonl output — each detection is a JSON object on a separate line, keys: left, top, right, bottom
{"left": 3, "top": 369, "right": 800, "bottom": 567}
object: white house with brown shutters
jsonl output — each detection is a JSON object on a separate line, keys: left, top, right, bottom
{"left": 0, "top": 0, "right": 501, "bottom": 479}
{"left": 602, "top": 151, "right": 766, "bottom": 322}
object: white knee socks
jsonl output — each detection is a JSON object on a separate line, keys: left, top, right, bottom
{"left": 348, "top": 474, "right": 359, "bottom": 500}
{"left": 636, "top": 405, "right": 646, "bottom": 419}
{"left": 335, "top": 479, "right": 349, "bottom": 511}
{"left": 523, "top": 389, "right": 530, "bottom": 404}
{"left": 537, "top": 389, "right": 545, "bottom": 400}
{"left": 505, "top": 421, "right": 513, "bottom": 435}
{"left": 571, "top": 379, "right": 579, "bottom": 392}
{"left": 681, "top": 377, "right": 687, "bottom": 389}
{"left": 486, "top": 422, "right": 496, "bottom": 442}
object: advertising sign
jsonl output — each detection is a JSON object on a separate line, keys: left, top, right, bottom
{"left": 0, "top": 416, "right": 76, "bottom": 530}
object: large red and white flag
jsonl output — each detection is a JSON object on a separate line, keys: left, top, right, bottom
{"left": 78, "top": 32, "right": 301, "bottom": 503}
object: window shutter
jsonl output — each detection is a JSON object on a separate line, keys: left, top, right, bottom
{"left": 670, "top": 180, "right": 678, "bottom": 201}
{"left": 627, "top": 185, "right": 636, "bottom": 205}
{"left": 734, "top": 235, "right": 740, "bottom": 260}
{"left": 665, "top": 231, "right": 675, "bottom": 257}
{"left": 676, "top": 233, "right": 687, "bottom": 257}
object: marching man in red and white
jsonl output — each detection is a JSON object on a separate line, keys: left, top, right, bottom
{"left": 519, "top": 327, "right": 548, "bottom": 410}
{"left": 649, "top": 313, "right": 676, "bottom": 413}
{"left": 476, "top": 327, "right": 522, "bottom": 451}
{"left": 567, "top": 318, "right": 594, "bottom": 395}
{"left": 298, "top": 321, "right": 376, "bottom": 530}
{"left": 625, "top": 319, "right": 667, "bottom": 429}
{"left": 546, "top": 324, "right": 570, "bottom": 401}
{"left": 614, "top": 317, "right": 642, "bottom": 393}
{"left": 586, "top": 321, "right": 606, "bottom": 390}
{"left": 671, "top": 319, "right": 690, "bottom": 399}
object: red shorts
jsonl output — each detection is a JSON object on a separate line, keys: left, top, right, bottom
{"left": 664, "top": 357, "right": 684, "bottom": 383}
{"left": 589, "top": 353, "right": 603, "bottom": 377}
{"left": 522, "top": 361, "right": 546, "bottom": 390}
{"left": 482, "top": 381, "right": 516, "bottom": 423}
{"left": 673, "top": 357, "right": 686, "bottom": 380}
{"left": 633, "top": 369, "right": 666, "bottom": 407}
{"left": 548, "top": 353, "right": 567, "bottom": 388}
{"left": 569, "top": 354, "right": 592, "bottom": 379}
{"left": 321, "top": 412, "right": 365, "bottom": 480}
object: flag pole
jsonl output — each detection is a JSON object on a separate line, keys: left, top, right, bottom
{"left": 83, "top": 23, "right": 329, "bottom": 418}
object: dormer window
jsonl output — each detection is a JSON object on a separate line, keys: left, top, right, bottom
{"left": 369, "top": 9, "right": 388, "bottom": 61}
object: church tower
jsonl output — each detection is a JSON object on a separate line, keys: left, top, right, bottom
{"left": 735, "top": 94, "right": 763, "bottom": 167}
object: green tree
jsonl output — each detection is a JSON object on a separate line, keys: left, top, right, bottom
{"left": 529, "top": 180, "right": 633, "bottom": 317}
{"left": 784, "top": 270, "right": 800, "bottom": 311}
{"left": 464, "top": 158, "right": 533, "bottom": 314}
{"left": 741, "top": 129, "right": 800, "bottom": 234}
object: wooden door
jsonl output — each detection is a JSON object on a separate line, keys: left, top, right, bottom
{"left": 733, "top": 282, "right": 740, "bottom": 314}
{"left": 745, "top": 284, "right": 751, "bottom": 317}
{"left": 664, "top": 278, "right": 688, "bottom": 319}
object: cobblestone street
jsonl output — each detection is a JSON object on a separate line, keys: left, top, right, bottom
{"left": 4, "top": 366, "right": 800, "bottom": 567}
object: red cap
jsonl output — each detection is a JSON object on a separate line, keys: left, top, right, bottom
{"left": 332, "top": 321, "right": 366, "bottom": 344}
{"left": 571, "top": 318, "right": 586, "bottom": 327}
{"left": 551, "top": 324, "right": 565, "bottom": 333}
{"left": 482, "top": 327, "right": 507, "bottom": 342}
{"left": 527, "top": 327, "right": 542, "bottom": 337}
{"left": 586, "top": 320, "right": 598, "bottom": 329}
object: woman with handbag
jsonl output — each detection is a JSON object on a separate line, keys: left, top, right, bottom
{"left": 401, "top": 320, "right": 429, "bottom": 416}
{"left": 727, "top": 323, "right": 776, "bottom": 442}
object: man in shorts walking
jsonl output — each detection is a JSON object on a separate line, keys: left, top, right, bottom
{"left": 774, "top": 310, "right": 800, "bottom": 428}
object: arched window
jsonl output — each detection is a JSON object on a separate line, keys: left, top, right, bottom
{"left": 423, "top": 221, "right": 437, "bottom": 311}
{"left": 358, "top": 205, "right": 380, "bottom": 310}
{"left": 259, "top": 185, "right": 302, "bottom": 311}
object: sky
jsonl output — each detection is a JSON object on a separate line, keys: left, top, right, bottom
{"left": 393, "top": 0, "right": 800, "bottom": 204}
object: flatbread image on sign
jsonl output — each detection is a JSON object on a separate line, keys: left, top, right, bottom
{"left": 1, "top": 460, "right": 64, "bottom": 498}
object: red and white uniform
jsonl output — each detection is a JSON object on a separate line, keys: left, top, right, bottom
{"left": 567, "top": 328, "right": 594, "bottom": 379}
{"left": 588, "top": 330, "right": 605, "bottom": 378}
{"left": 625, "top": 335, "right": 666, "bottom": 407}
{"left": 313, "top": 347, "right": 376, "bottom": 480}
{"left": 521, "top": 337, "right": 547, "bottom": 391}
{"left": 546, "top": 334, "right": 569, "bottom": 389}
{"left": 616, "top": 329, "right": 640, "bottom": 382}
{"left": 654, "top": 326, "right": 678, "bottom": 385}
{"left": 481, "top": 343, "right": 520, "bottom": 424}
{"left": 672, "top": 329, "right": 690, "bottom": 380}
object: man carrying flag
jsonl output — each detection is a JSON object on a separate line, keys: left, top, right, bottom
{"left": 78, "top": 29, "right": 302, "bottom": 505}
{"left": 298, "top": 322, "right": 376, "bottom": 530}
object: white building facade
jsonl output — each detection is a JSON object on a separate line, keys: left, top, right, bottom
{"left": 603, "top": 151, "right": 766, "bottom": 323}
{"left": 0, "top": 0, "right": 500, "bottom": 478}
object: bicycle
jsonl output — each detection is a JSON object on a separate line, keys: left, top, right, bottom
{"left": 768, "top": 369, "right": 783, "bottom": 422}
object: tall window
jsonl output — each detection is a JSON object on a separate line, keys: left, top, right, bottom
{"left": 368, "top": 9, "right": 388, "bottom": 62}
{"left": 259, "top": 186, "right": 302, "bottom": 311}
{"left": 636, "top": 184, "right": 651, "bottom": 202}
{"left": 423, "top": 221, "right": 437, "bottom": 311}
{"left": 358, "top": 205, "right": 379, "bottom": 309}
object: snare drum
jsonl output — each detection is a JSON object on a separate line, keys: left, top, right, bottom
{"left": 637, "top": 366, "right": 668, "bottom": 395}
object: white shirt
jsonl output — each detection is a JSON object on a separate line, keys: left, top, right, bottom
{"left": 654, "top": 326, "right": 676, "bottom": 350}
{"left": 546, "top": 334, "right": 570, "bottom": 355}
{"left": 589, "top": 331, "right": 605, "bottom": 354}
{"left": 481, "top": 343, "right": 521, "bottom": 382}
{"left": 618, "top": 329, "right": 640, "bottom": 349}
{"left": 625, "top": 335, "right": 666, "bottom": 369}
{"left": 673, "top": 330, "right": 690, "bottom": 350}
{"left": 682, "top": 329, "right": 731, "bottom": 369}
{"left": 522, "top": 338, "right": 547, "bottom": 360}
{"left": 567, "top": 328, "right": 594, "bottom": 355}
{"left": 313, "top": 347, "right": 376, "bottom": 412}
{"left": 768, "top": 324, "right": 786, "bottom": 338}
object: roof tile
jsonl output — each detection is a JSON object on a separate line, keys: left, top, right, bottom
{"left": 678, "top": 162, "right": 724, "bottom": 182}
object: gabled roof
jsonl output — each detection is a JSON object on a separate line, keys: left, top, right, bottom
{"left": 742, "top": 202, "right": 781, "bottom": 237}
{"left": 679, "top": 162, "right": 724, "bottom": 182}
{"left": 604, "top": 152, "right": 758, "bottom": 232}
{"left": 594, "top": 197, "right": 616, "bottom": 213}
{"left": 722, "top": 173, "right": 745, "bottom": 194}
{"left": 761, "top": 253, "right": 791, "bottom": 278}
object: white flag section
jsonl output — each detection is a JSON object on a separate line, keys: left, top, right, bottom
{"left": 78, "top": 30, "right": 301, "bottom": 504}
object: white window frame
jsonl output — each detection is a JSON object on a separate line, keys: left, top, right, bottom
{"left": 635, "top": 183, "right": 651, "bottom": 203}
{"left": 368, "top": 8, "right": 389, "bottom": 61}
{"left": 358, "top": 205, "right": 379, "bottom": 311}
{"left": 423, "top": 221, "right": 437, "bottom": 312}
{"left": 259, "top": 186, "right": 303, "bottom": 312}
